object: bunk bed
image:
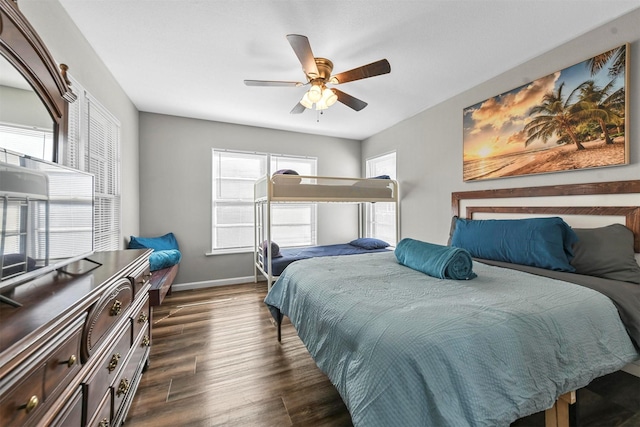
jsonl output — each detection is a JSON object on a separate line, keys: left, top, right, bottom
{"left": 254, "top": 173, "right": 399, "bottom": 288}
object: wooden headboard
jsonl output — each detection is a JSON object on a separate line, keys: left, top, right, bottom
{"left": 451, "top": 180, "right": 640, "bottom": 253}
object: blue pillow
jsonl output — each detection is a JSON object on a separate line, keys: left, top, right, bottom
{"left": 450, "top": 217, "right": 578, "bottom": 272}
{"left": 128, "top": 232, "right": 179, "bottom": 251}
{"left": 349, "top": 237, "right": 390, "bottom": 250}
{"left": 149, "top": 249, "right": 182, "bottom": 271}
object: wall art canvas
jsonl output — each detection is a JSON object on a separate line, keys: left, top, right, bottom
{"left": 463, "top": 44, "right": 629, "bottom": 181}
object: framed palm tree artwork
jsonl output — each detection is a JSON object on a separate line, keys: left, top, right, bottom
{"left": 463, "top": 43, "right": 629, "bottom": 181}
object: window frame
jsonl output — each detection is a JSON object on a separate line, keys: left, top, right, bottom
{"left": 209, "top": 149, "right": 317, "bottom": 255}
{"left": 365, "top": 151, "right": 397, "bottom": 245}
{"left": 65, "top": 76, "right": 122, "bottom": 252}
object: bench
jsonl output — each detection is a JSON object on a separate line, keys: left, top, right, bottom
{"left": 148, "top": 263, "right": 179, "bottom": 306}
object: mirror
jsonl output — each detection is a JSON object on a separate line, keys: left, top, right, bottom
{"left": 0, "top": 0, "right": 76, "bottom": 162}
{"left": 0, "top": 56, "right": 55, "bottom": 160}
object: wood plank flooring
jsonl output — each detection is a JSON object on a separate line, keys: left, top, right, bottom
{"left": 126, "top": 283, "right": 640, "bottom": 427}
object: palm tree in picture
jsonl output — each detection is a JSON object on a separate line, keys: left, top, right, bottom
{"left": 586, "top": 45, "right": 626, "bottom": 78}
{"left": 524, "top": 82, "right": 585, "bottom": 150}
{"left": 574, "top": 79, "right": 625, "bottom": 145}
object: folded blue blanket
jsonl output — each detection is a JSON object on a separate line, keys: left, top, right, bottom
{"left": 395, "top": 238, "right": 476, "bottom": 280}
{"left": 149, "top": 249, "right": 182, "bottom": 271}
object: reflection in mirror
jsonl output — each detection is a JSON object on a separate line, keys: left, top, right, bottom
{"left": 0, "top": 57, "right": 55, "bottom": 161}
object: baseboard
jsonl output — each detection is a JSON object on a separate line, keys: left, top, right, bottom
{"left": 171, "top": 275, "right": 257, "bottom": 292}
{"left": 622, "top": 360, "right": 640, "bottom": 378}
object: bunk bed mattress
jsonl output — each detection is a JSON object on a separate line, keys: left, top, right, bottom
{"left": 264, "top": 251, "right": 639, "bottom": 427}
{"left": 271, "top": 244, "right": 390, "bottom": 276}
{"left": 272, "top": 183, "right": 392, "bottom": 199}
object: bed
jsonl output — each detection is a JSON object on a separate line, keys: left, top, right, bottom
{"left": 254, "top": 173, "right": 399, "bottom": 288}
{"left": 264, "top": 180, "right": 640, "bottom": 427}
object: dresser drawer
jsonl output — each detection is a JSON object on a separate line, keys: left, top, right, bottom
{"left": 83, "top": 278, "right": 134, "bottom": 360}
{"left": 128, "top": 263, "right": 151, "bottom": 298}
{"left": 50, "top": 386, "right": 83, "bottom": 427}
{"left": 87, "top": 390, "right": 111, "bottom": 427}
{"left": 131, "top": 295, "right": 150, "bottom": 343}
{"left": 84, "top": 322, "right": 132, "bottom": 420}
{"left": 113, "top": 332, "right": 149, "bottom": 422}
{"left": 44, "top": 321, "right": 83, "bottom": 401}
{"left": 0, "top": 364, "right": 45, "bottom": 427}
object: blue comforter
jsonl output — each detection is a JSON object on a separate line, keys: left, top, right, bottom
{"left": 271, "top": 243, "right": 390, "bottom": 276}
{"left": 264, "top": 252, "right": 638, "bottom": 427}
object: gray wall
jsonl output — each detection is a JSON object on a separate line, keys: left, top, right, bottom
{"left": 363, "top": 9, "right": 640, "bottom": 246}
{"left": 139, "top": 112, "right": 361, "bottom": 284}
{"left": 20, "top": 0, "right": 141, "bottom": 245}
{"left": 0, "top": 85, "right": 52, "bottom": 129}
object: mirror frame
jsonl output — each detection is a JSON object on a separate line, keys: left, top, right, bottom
{"left": 0, "top": 0, "right": 76, "bottom": 162}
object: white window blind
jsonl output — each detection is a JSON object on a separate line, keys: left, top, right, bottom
{"left": 365, "top": 152, "right": 397, "bottom": 245}
{"left": 65, "top": 77, "right": 121, "bottom": 251}
{"left": 211, "top": 149, "right": 316, "bottom": 252}
{"left": 0, "top": 123, "right": 54, "bottom": 161}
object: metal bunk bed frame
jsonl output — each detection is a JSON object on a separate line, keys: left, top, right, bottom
{"left": 254, "top": 174, "right": 400, "bottom": 289}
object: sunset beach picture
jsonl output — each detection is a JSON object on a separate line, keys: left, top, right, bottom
{"left": 463, "top": 44, "right": 628, "bottom": 181}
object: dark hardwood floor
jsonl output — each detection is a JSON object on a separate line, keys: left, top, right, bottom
{"left": 126, "top": 283, "right": 640, "bottom": 427}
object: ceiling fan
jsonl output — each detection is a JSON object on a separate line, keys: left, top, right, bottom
{"left": 244, "top": 34, "right": 391, "bottom": 114}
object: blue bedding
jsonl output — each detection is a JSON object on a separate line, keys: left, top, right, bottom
{"left": 395, "top": 238, "right": 476, "bottom": 280}
{"left": 264, "top": 252, "right": 639, "bottom": 427}
{"left": 270, "top": 243, "right": 390, "bottom": 276}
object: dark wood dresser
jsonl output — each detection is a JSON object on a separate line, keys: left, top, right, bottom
{"left": 0, "top": 249, "right": 153, "bottom": 427}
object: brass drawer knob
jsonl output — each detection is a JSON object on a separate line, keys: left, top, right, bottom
{"left": 98, "top": 417, "right": 109, "bottom": 427}
{"left": 110, "top": 300, "right": 122, "bottom": 316}
{"left": 20, "top": 395, "right": 39, "bottom": 414}
{"left": 142, "top": 335, "right": 150, "bottom": 347}
{"left": 116, "top": 378, "right": 130, "bottom": 397}
{"left": 137, "top": 312, "right": 148, "bottom": 323}
{"left": 59, "top": 354, "right": 77, "bottom": 367}
{"left": 108, "top": 353, "right": 121, "bottom": 372}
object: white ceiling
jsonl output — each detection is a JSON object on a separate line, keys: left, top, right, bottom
{"left": 52, "top": 0, "right": 640, "bottom": 141}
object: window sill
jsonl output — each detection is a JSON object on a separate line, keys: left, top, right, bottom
{"left": 205, "top": 248, "right": 254, "bottom": 256}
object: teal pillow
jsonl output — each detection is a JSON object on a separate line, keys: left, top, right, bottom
{"left": 128, "top": 232, "right": 179, "bottom": 251}
{"left": 149, "top": 249, "right": 182, "bottom": 271}
{"left": 450, "top": 217, "right": 577, "bottom": 272}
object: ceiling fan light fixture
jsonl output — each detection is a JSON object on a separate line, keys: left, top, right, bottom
{"left": 308, "top": 84, "right": 323, "bottom": 103}
{"left": 322, "top": 88, "right": 338, "bottom": 107}
{"left": 300, "top": 92, "right": 313, "bottom": 109}
{"left": 315, "top": 99, "right": 329, "bottom": 110}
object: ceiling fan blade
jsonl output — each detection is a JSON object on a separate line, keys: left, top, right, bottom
{"left": 244, "top": 80, "right": 303, "bottom": 87}
{"left": 333, "top": 89, "right": 368, "bottom": 111}
{"left": 286, "top": 34, "right": 320, "bottom": 79}
{"left": 330, "top": 59, "right": 391, "bottom": 84}
{"left": 290, "top": 102, "right": 306, "bottom": 114}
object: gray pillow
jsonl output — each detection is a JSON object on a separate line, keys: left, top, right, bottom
{"left": 571, "top": 224, "right": 640, "bottom": 284}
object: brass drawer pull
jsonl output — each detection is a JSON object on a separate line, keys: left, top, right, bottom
{"left": 59, "top": 354, "right": 77, "bottom": 367}
{"left": 19, "top": 395, "right": 39, "bottom": 414}
{"left": 108, "top": 353, "right": 121, "bottom": 372}
{"left": 110, "top": 300, "right": 122, "bottom": 316}
{"left": 116, "top": 378, "right": 130, "bottom": 397}
{"left": 137, "top": 312, "right": 148, "bottom": 323}
{"left": 98, "top": 417, "right": 110, "bottom": 427}
{"left": 142, "top": 335, "right": 150, "bottom": 347}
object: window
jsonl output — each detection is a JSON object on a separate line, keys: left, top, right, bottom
{"left": 365, "top": 151, "right": 397, "bottom": 245}
{"left": 211, "top": 149, "right": 316, "bottom": 252}
{"left": 0, "top": 123, "right": 54, "bottom": 161}
{"left": 65, "top": 77, "right": 121, "bottom": 251}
